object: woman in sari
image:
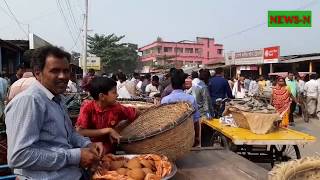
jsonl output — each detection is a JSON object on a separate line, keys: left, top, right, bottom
{"left": 271, "top": 77, "right": 297, "bottom": 127}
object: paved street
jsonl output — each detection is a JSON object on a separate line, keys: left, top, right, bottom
{"left": 292, "top": 116, "right": 320, "bottom": 157}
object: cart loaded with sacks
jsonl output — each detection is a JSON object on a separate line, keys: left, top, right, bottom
{"left": 201, "top": 98, "right": 316, "bottom": 167}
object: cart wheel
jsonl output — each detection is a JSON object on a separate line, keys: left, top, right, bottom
{"left": 218, "top": 134, "right": 236, "bottom": 151}
{"left": 271, "top": 145, "right": 301, "bottom": 165}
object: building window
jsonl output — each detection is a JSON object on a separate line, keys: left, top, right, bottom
{"left": 175, "top": 47, "right": 183, "bottom": 53}
{"left": 195, "top": 48, "right": 201, "bottom": 54}
{"left": 217, "top": 49, "right": 223, "bottom": 55}
{"left": 164, "top": 47, "right": 173, "bottom": 52}
{"left": 157, "top": 47, "right": 161, "bottom": 54}
{"left": 185, "top": 48, "right": 194, "bottom": 53}
{"left": 207, "top": 51, "right": 210, "bottom": 58}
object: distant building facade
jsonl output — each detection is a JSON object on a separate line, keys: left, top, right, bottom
{"left": 139, "top": 37, "right": 223, "bottom": 69}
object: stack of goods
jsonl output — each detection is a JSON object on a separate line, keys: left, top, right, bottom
{"left": 268, "top": 156, "right": 320, "bottom": 180}
{"left": 224, "top": 97, "right": 281, "bottom": 134}
{"left": 119, "top": 101, "right": 155, "bottom": 111}
{"left": 120, "top": 102, "right": 195, "bottom": 160}
{"left": 92, "top": 154, "right": 174, "bottom": 180}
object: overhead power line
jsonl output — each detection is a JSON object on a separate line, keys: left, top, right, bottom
{"left": 65, "top": 0, "right": 79, "bottom": 31}
{"left": 220, "top": 0, "right": 317, "bottom": 41}
{"left": 2, "top": 0, "right": 28, "bottom": 37}
{"left": 56, "top": 0, "right": 77, "bottom": 45}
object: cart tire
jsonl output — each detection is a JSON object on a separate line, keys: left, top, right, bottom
{"left": 271, "top": 145, "right": 301, "bottom": 165}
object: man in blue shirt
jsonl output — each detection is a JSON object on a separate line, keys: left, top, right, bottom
{"left": 5, "top": 46, "right": 104, "bottom": 180}
{"left": 208, "top": 68, "right": 233, "bottom": 116}
{"left": 161, "top": 69, "right": 201, "bottom": 146}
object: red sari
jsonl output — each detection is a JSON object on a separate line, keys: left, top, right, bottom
{"left": 272, "top": 85, "right": 292, "bottom": 127}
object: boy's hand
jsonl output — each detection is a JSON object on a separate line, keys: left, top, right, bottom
{"left": 103, "top": 128, "right": 121, "bottom": 144}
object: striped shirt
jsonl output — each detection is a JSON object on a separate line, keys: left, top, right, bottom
{"left": 5, "top": 81, "right": 91, "bottom": 180}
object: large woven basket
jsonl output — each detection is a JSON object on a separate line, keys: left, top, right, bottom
{"left": 268, "top": 156, "right": 320, "bottom": 180}
{"left": 119, "top": 100, "right": 155, "bottom": 111}
{"left": 120, "top": 102, "right": 195, "bottom": 161}
{"left": 227, "top": 107, "right": 280, "bottom": 134}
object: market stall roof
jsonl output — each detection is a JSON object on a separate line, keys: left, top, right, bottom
{"left": 279, "top": 53, "right": 320, "bottom": 63}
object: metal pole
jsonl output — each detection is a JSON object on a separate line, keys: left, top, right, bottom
{"left": 83, "top": 0, "right": 88, "bottom": 77}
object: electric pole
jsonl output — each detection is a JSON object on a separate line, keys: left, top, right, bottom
{"left": 83, "top": 0, "right": 88, "bottom": 77}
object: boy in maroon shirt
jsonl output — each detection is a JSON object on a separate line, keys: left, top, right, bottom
{"left": 76, "top": 77, "right": 139, "bottom": 153}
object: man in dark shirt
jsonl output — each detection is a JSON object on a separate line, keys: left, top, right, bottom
{"left": 208, "top": 68, "right": 233, "bottom": 116}
{"left": 10, "top": 64, "right": 25, "bottom": 85}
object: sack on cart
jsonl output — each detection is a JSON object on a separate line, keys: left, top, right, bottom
{"left": 224, "top": 107, "right": 281, "bottom": 134}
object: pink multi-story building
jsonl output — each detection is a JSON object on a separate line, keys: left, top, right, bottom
{"left": 139, "top": 37, "right": 224, "bottom": 67}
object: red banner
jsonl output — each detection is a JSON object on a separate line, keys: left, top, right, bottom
{"left": 263, "top": 46, "right": 280, "bottom": 63}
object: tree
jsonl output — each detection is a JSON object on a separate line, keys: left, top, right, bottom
{"left": 87, "top": 33, "right": 140, "bottom": 74}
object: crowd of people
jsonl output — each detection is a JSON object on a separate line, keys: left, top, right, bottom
{"left": 2, "top": 45, "right": 320, "bottom": 179}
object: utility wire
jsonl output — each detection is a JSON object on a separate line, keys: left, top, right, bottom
{"left": 220, "top": 0, "right": 317, "bottom": 41}
{"left": 69, "top": 15, "right": 85, "bottom": 51}
{"left": 2, "top": 0, "right": 28, "bottom": 37}
{"left": 65, "top": 0, "right": 79, "bottom": 30}
{"left": 56, "top": 0, "right": 77, "bottom": 44}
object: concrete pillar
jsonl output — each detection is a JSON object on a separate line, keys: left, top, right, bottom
{"left": 259, "top": 65, "right": 262, "bottom": 75}
{"left": 309, "top": 61, "right": 313, "bottom": 72}
{"left": 270, "top": 63, "right": 273, "bottom": 73}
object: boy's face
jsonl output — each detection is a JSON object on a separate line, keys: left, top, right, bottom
{"left": 100, "top": 87, "right": 118, "bottom": 105}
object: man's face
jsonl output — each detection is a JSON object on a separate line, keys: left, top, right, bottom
{"left": 101, "top": 87, "right": 118, "bottom": 105}
{"left": 37, "top": 55, "right": 70, "bottom": 95}
{"left": 288, "top": 73, "right": 294, "bottom": 80}
{"left": 152, "top": 80, "right": 159, "bottom": 86}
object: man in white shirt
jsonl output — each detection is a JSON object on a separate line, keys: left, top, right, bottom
{"left": 304, "top": 74, "right": 318, "bottom": 117}
{"left": 248, "top": 77, "right": 259, "bottom": 97}
{"left": 145, "top": 75, "right": 160, "bottom": 97}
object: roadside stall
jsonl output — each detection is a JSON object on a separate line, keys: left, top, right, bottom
{"left": 201, "top": 98, "right": 316, "bottom": 167}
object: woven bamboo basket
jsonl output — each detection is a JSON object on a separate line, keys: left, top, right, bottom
{"left": 119, "top": 100, "right": 155, "bottom": 111}
{"left": 120, "top": 102, "right": 195, "bottom": 161}
{"left": 227, "top": 107, "right": 280, "bottom": 134}
{"left": 268, "top": 156, "right": 320, "bottom": 180}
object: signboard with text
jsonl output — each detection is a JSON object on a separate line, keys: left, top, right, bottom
{"left": 234, "top": 50, "right": 263, "bottom": 65}
{"left": 263, "top": 46, "right": 280, "bottom": 63}
{"left": 80, "top": 56, "right": 101, "bottom": 70}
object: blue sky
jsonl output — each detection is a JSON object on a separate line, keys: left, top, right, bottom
{"left": 0, "top": 0, "right": 319, "bottom": 55}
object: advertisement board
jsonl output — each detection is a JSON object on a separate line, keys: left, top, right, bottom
{"left": 263, "top": 46, "right": 280, "bottom": 63}
{"left": 234, "top": 50, "right": 263, "bottom": 65}
{"left": 80, "top": 56, "right": 101, "bottom": 70}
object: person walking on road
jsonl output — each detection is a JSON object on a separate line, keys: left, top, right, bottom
{"left": 286, "top": 72, "right": 299, "bottom": 126}
{"left": 304, "top": 74, "right": 318, "bottom": 118}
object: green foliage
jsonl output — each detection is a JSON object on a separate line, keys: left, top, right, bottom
{"left": 87, "top": 33, "right": 139, "bottom": 74}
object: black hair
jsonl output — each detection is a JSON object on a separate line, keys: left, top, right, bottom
{"left": 17, "top": 64, "right": 25, "bottom": 70}
{"left": 89, "top": 77, "right": 117, "bottom": 100}
{"left": 117, "top": 72, "right": 127, "bottom": 82}
{"left": 111, "top": 73, "right": 117, "bottom": 81}
{"left": 31, "top": 46, "right": 70, "bottom": 72}
{"left": 215, "top": 67, "right": 223, "bottom": 75}
{"left": 310, "top": 74, "right": 318, "bottom": 80}
{"left": 199, "top": 69, "right": 210, "bottom": 83}
{"left": 169, "top": 68, "right": 177, "bottom": 77}
{"left": 191, "top": 71, "right": 198, "bottom": 79}
{"left": 144, "top": 73, "right": 151, "bottom": 80}
{"left": 133, "top": 72, "right": 139, "bottom": 77}
{"left": 152, "top": 75, "right": 159, "bottom": 82}
{"left": 88, "top": 69, "right": 95, "bottom": 74}
{"left": 171, "top": 69, "right": 187, "bottom": 89}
